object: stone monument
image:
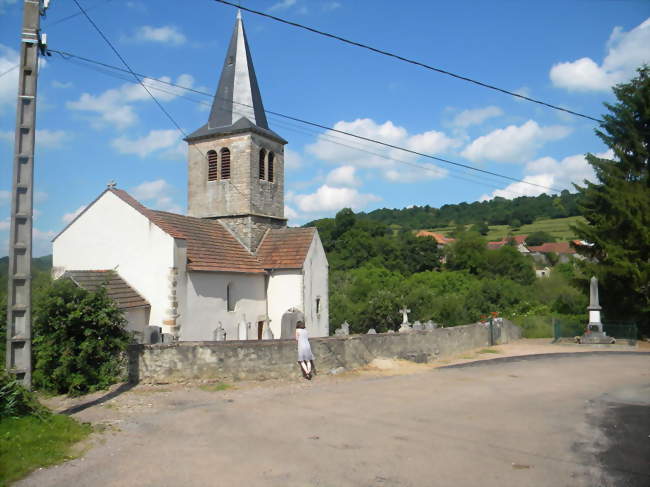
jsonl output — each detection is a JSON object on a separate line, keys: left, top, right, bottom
{"left": 213, "top": 322, "right": 226, "bottom": 341}
{"left": 334, "top": 321, "right": 350, "bottom": 336}
{"left": 367, "top": 328, "right": 377, "bottom": 334}
{"left": 412, "top": 320, "right": 424, "bottom": 331}
{"left": 262, "top": 320, "right": 274, "bottom": 340}
{"left": 398, "top": 307, "right": 412, "bottom": 333}
{"left": 579, "top": 276, "right": 615, "bottom": 344}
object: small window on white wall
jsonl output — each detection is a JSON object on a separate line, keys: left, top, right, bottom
{"left": 315, "top": 297, "right": 321, "bottom": 315}
{"left": 227, "top": 283, "right": 235, "bottom": 312}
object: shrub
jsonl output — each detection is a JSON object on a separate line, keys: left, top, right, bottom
{"left": 32, "top": 278, "right": 133, "bottom": 396}
{"left": 0, "top": 373, "right": 47, "bottom": 420}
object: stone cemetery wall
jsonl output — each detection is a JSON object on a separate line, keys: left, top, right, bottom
{"left": 127, "top": 320, "right": 522, "bottom": 383}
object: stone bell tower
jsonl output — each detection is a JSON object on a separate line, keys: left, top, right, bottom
{"left": 185, "top": 10, "right": 287, "bottom": 252}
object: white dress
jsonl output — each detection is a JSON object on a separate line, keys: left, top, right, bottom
{"left": 297, "top": 328, "right": 314, "bottom": 361}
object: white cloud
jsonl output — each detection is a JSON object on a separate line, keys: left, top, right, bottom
{"left": 284, "top": 205, "right": 299, "bottom": 219}
{"left": 0, "top": 190, "right": 9, "bottom": 205}
{"left": 0, "top": 44, "right": 19, "bottom": 114}
{"left": 52, "top": 80, "right": 73, "bottom": 89}
{"left": 131, "top": 179, "right": 182, "bottom": 213}
{"left": 451, "top": 106, "right": 503, "bottom": 128}
{"left": 461, "top": 120, "right": 572, "bottom": 163}
{"left": 480, "top": 150, "right": 613, "bottom": 200}
{"left": 0, "top": 0, "right": 17, "bottom": 14}
{"left": 62, "top": 205, "right": 87, "bottom": 224}
{"left": 307, "top": 118, "right": 458, "bottom": 183}
{"left": 326, "top": 165, "right": 360, "bottom": 187}
{"left": 133, "top": 25, "right": 187, "bottom": 45}
{"left": 322, "top": 1, "right": 341, "bottom": 11}
{"left": 293, "top": 184, "right": 380, "bottom": 213}
{"left": 550, "top": 18, "right": 650, "bottom": 92}
{"left": 384, "top": 163, "right": 447, "bottom": 183}
{"left": 33, "top": 228, "right": 56, "bottom": 257}
{"left": 269, "top": 0, "right": 297, "bottom": 11}
{"left": 36, "top": 129, "right": 71, "bottom": 149}
{"left": 67, "top": 74, "right": 195, "bottom": 129}
{"left": 112, "top": 129, "right": 181, "bottom": 158}
{"left": 284, "top": 148, "right": 303, "bottom": 170}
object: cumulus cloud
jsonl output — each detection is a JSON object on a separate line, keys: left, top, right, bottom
{"left": 293, "top": 184, "right": 380, "bottom": 213}
{"left": 461, "top": 120, "right": 572, "bottom": 163}
{"left": 451, "top": 106, "right": 503, "bottom": 128}
{"left": 307, "top": 118, "right": 457, "bottom": 183}
{"left": 131, "top": 179, "right": 182, "bottom": 213}
{"left": 480, "top": 150, "right": 613, "bottom": 200}
{"left": 284, "top": 205, "right": 299, "bottom": 219}
{"left": 326, "top": 165, "right": 360, "bottom": 187}
{"left": 52, "top": 80, "right": 73, "bottom": 89}
{"left": 269, "top": 0, "right": 297, "bottom": 11}
{"left": 112, "top": 129, "right": 181, "bottom": 158}
{"left": 384, "top": 163, "right": 447, "bottom": 183}
{"left": 132, "top": 25, "right": 187, "bottom": 45}
{"left": 284, "top": 147, "right": 303, "bottom": 170}
{"left": 0, "top": 44, "right": 19, "bottom": 114}
{"left": 1, "top": 129, "right": 71, "bottom": 148}
{"left": 62, "top": 205, "right": 87, "bottom": 224}
{"left": 67, "top": 74, "right": 195, "bottom": 129}
{"left": 550, "top": 18, "right": 650, "bottom": 92}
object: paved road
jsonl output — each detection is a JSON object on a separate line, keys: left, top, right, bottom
{"left": 20, "top": 353, "right": 650, "bottom": 487}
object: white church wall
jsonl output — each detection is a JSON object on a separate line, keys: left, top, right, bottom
{"left": 53, "top": 191, "right": 175, "bottom": 329}
{"left": 303, "top": 233, "right": 329, "bottom": 338}
{"left": 183, "top": 271, "right": 266, "bottom": 341}
{"left": 267, "top": 270, "right": 303, "bottom": 339}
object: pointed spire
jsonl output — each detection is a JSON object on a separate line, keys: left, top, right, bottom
{"left": 208, "top": 12, "right": 269, "bottom": 130}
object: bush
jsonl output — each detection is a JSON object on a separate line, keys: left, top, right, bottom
{"left": 526, "top": 231, "right": 556, "bottom": 246}
{"left": 0, "top": 373, "right": 47, "bottom": 420}
{"left": 32, "top": 278, "right": 133, "bottom": 396}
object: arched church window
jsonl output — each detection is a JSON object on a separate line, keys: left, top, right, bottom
{"left": 220, "top": 148, "right": 231, "bottom": 180}
{"left": 226, "top": 282, "right": 235, "bottom": 312}
{"left": 207, "top": 150, "right": 218, "bottom": 181}
{"left": 259, "top": 149, "right": 266, "bottom": 180}
{"left": 268, "top": 152, "right": 274, "bottom": 183}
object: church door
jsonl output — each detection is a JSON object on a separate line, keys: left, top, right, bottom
{"left": 257, "top": 321, "right": 264, "bottom": 340}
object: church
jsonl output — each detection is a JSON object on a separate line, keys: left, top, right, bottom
{"left": 52, "top": 12, "right": 329, "bottom": 342}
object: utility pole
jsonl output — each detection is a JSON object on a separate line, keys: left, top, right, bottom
{"left": 6, "top": 0, "right": 50, "bottom": 388}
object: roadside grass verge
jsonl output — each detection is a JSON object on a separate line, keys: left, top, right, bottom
{"left": 199, "top": 382, "right": 233, "bottom": 392}
{"left": 0, "top": 414, "right": 92, "bottom": 486}
{"left": 479, "top": 348, "right": 500, "bottom": 354}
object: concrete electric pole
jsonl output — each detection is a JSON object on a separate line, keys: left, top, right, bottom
{"left": 5, "top": 0, "right": 50, "bottom": 388}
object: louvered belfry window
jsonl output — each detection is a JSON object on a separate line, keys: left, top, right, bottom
{"left": 259, "top": 149, "right": 266, "bottom": 180}
{"left": 207, "top": 150, "right": 218, "bottom": 181}
{"left": 220, "top": 148, "right": 231, "bottom": 179}
{"left": 268, "top": 152, "right": 274, "bottom": 182}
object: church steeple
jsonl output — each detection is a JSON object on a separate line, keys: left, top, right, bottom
{"left": 186, "top": 11, "right": 284, "bottom": 143}
{"left": 185, "top": 11, "right": 287, "bottom": 252}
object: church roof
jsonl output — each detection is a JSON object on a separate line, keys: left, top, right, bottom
{"left": 257, "top": 227, "right": 317, "bottom": 269}
{"left": 185, "top": 11, "right": 286, "bottom": 144}
{"left": 63, "top": 270, "right": 150, "bottom": 309}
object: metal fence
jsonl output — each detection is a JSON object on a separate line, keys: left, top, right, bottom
{"left": 553, "top": 319, "right": 637, "bottom": 343}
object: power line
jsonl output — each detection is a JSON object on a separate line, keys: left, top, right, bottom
{"left": 49, "top": 48, "right": 563, "bottom": 194}
{"left": 213, "top": 0, "right": 603, "bottom": 124}
{"left": 0, "top": 65, "right": 18, "bottom": 79}
{"left": 70, "top": 1, "right": 268, "bottom": 215}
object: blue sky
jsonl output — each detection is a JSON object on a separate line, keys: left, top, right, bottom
{"left": 0, "top": 0, "right": 649, "bottom": 256}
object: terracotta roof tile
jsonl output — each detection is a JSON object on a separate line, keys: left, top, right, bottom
{"left": 527, "top": 242, "right": 576, "bottom": 254}
{"left": 416, "top": 230, "right": 455, "bottom": 245}
{"left": 64, "top": 270, "right": 149, "bottom": 309}
{"left": 257, "top": 227, "right": 316, "bottom": 269}
{"left": 151, "top": 211, "right": 265, "bottom": 273}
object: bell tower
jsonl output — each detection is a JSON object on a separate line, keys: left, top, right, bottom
{"left": 185, "top": 10, "right": 287, "bottom": 252}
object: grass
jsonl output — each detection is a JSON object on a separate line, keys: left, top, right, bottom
{"left": 0, "top": 414, "right": 92, "bottom": 486}
{"left": 479, "top": 348, "right": 500, "bottom": 354}
{"left": 199, "top": 382, "right": 233, "bottom": 392}
{"left": 425, "top": 216, "right": 586, "bottom": 242}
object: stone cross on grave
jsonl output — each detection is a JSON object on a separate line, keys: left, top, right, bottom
{"left": 399, "top": 307, "right": 411, "bottom": 325}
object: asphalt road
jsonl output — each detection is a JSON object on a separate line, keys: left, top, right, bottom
{"left": 19, "top": 353, "right": 650, "bottom": 487}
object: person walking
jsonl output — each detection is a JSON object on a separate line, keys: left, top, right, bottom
{"left": 296, "top": 321, "right": 315, "bottom": 380}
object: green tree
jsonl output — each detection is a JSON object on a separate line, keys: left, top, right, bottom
{"left": 446, "top": 231, "right": 487, "bottom": 274}
{"left": 526, "top": 231, "right": 556, "bottom": 246}
{"left": 32, "top": 278, "right": 132, "bottom": 396}
{"left": 573, "top": 66, "right": 650, "bottom": 335}
{"left": 485, "top": 245, "right": 535, "bottom": 285}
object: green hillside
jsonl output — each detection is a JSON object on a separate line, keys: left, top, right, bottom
{"left": 424, "top": 216, "right": 585, "bottom": 241}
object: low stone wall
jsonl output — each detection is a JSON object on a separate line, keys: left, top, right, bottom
{"left": 128, "top": 320, "right": 522, "bottom": 383}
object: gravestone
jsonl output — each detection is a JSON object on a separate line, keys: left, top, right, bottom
{"left": 425, "top": 321, "right": 437, "bottom": 331}
{"left": 213, "top": 323, "right": 226, "bottom": 341}
{"left": 398, "top": 307, "right": 412, "bottom": 333}
{"left": 412, "top": 320, "right": 424, "bottom": 331}
{"left": 367, "top": 328, "right": 377, "bottom": 334}
{"left": 262, "top": 321, "right": 274, "bottom": 340}
{"left": 334, "top": 321, "right": 350, "bottom": 336}
{"left": 579, "top": 276, "right": 615, "bottom": 344}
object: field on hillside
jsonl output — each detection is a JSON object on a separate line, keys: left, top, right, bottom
{"left": 423, "top": 216, "right": 586, "bottom": 241}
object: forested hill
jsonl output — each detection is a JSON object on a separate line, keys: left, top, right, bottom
{"left": 352, "top": 190, "right": 581, "bottom": 230}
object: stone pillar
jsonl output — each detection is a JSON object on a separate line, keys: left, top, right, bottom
{"left": 163, "top": 267, "right": 180, "bottom": 338}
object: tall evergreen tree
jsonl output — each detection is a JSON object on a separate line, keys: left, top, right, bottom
{"left": 573, "top": 66, "right": 649, "bottom": 335}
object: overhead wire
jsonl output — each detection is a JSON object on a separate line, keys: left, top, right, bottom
{"left": 49, "top": 48, "right": 562, "bottom": 194}
{"left": 212, "top": 0, "right": 603, "bottom": 124}
{"left": 70, "top": 0, "right": 268, "bottom": 214}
